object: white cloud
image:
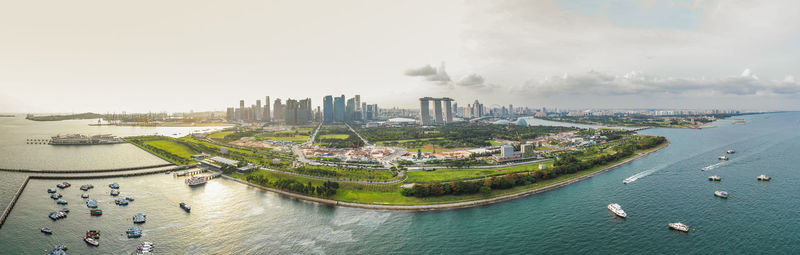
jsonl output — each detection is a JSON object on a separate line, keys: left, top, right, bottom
{"left": 455, "top": 73, "right": 485, "bottom": 87}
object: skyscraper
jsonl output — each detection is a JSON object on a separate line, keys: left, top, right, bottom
{"left": 354, "top": 95, "right": 361, "bottom": 111}
{"left": 239, "top": 100, "right": 245, "bottom": 121}
{"left": 255, "top": 100, "right": 262, "bottom": 122}
{"left": 433, "top": 98, "right": 443, "bottom": 125}
{"left": 273, "top": 98, "right": 283, "bottom": 122}
{"left": 345, "top": 97, "right": 355, "bottom": 123}
{"left": 443, "top": 98, "right": 453, "bottom": 124}
{"left": 323, "top": 95, "right": 333, "bottom": 124}
{"left": 334, "top": 95, "right": 345, "bottom": 123}
{"left": 263, "top": 96, "right": 271, "bottom": 122}
{"left": 419, "top": 97, "right": 432, "bottom": 125}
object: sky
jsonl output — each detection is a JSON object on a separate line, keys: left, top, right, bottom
{"left": 1, "top": 0, "right": 799, "bottom": 113}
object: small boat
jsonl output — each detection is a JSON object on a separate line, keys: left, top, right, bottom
{"left": 622, "top": 177, "right": 635, "bottom": 184}
{"left": 708, "top": 175, "right": 721, "bottom": 181}
{"left": 607, "top": 203, "right": 627, "bottom": 218}
{"left": 48, "top": 244, "right": 68, "bottom": 255}
{"left": 50, "top": 193, "right": 62, "bottom": 200}
{"left": 111, "top": 189, "right": 120, "bottom": 196}
{"left": 60, "top": 207, "right": 70, "bottom": 213}
{"left": 757, "top": 174, "right": 771, "bottom": 181}
{"left": 109, "top": 182, "right": 120, "bottom": 189}
{"left": 668, "top": 222, "right": 689, "bottom": 232}
{"left": 84, "top": 237, "right": 99, "bottom": 246}
{"left": 47, "top": 188, "right": 57, "bottom": 193}
{"left": 90, "top": 209, "right": 103, "bottom": 216}
{"left": 133, "top": 213, "right": 146, "bottom": 224}
{"left": 179, "top": 202, "right": 191, "bottom": 212}
{"left": 718, "top": 156, "right": 729, "bottom": 161}
{"left": 48, "top": 211, "right": 67, "bottom": 220}
{"left": 134, "top": 241, "right": 155, "bottom": 254}
{"left": 56, "top": 200, "right": 68, "bottom": 205}
{"left": 86, "top": 198, "right": 98, "bottom": 208}
{"left": 116, "top": 198, "right": 129, "bottom": 206}
{"left": 726, "top": 150, "right": 736, "bottom": 154}
{"left": 55, "top": 244, "right": 68, "bottom": 251}
{"left": 125, "top": 196, "right": 135, "bottom": 201}
{"left": 127, "top": 226, "right": 143, "bottom": 238}
{"left": 41, "top": 227, "right": 53, "bottom": 234}
{"left": 714, "top": 190, "right": 729, "bottom": 198}
{"left": 86, "top": 230, "right": 101, "bottom": 239}
{"left": 81, "top": 193, "right": 90, "bottom": 198}
{"left": 56, "top": 182, "right": 71, "bottom": 189}
{"left": 80, "top": 184, "right": 94, "bottom": 191}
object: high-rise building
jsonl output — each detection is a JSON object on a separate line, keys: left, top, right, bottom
{"left": 354, "top": 95, "right": 361, "bottom": 111}
{"left": 226, "top": 107, "right": 234, "bottom": 122}
{"left": 345, "top": 97, "right": 355, "bottom": 123}
{"left": 239, "top": 100, "right": 245, "bottom": 121}
{"left": 433, "top": 98, "right": 443, "bottom": 125}
{"left": 443, "top": 98, "right": 453, "bottom": 123}
{"left": 334, "top": 95, "right": 345, "bottom": 123}
{"left": 255, "top": 100, "right": 262, "bottom": 122}
{"left": 323, "top": 95, "right": 333, "bottom": 124}
{"left": 419, "top": 97, "right": 432, "bottom": 125}
{"left": 285, "top": 99, "right": 298, "bottom": 125}
{"left": 361, "top": 102, "right": 367, "bottom": 120}
{"left": 273, "top": 98, "right": 283, "bottom": 122}
{"left": 263, "top": 96, "right": 271, "bottom": 122}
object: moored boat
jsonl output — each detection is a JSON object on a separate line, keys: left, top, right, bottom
{"left": 668, "top": 222, "right": 689, "bottom": 232}
{"left": 41, "top": 227, "right": 53, "bottom": 234}
{"left": 86, "top": 198, "right": 98, "bottom": 208}
{"left": 186, "top": 176, "right": 208, "bottom": 186}
{"left": 757, "top": 174, "right": 771, "bottom": 181}
{"left": 50, "top": 193, "right": 62, "bottom": 199}
{"left": 86, "top": 230, "right": 101, "bottom": 239}
{"left": 133, "top": 213, "right": 146, "bottom": 224}
{"left": 116, "top": 198, "right": 129, "bottom": 206}
{"left": 179, "top": 202, "right": 191, "bottom": 212}
{"left": 607, "top": 203, "right": 627, "bottom": 218}
{"left": 714, "top": 190, "right": 729, "bottom": 198}
{"left": 84, "top": 237, "right": 99, "bottom": 246}
{"left": 126, "top": 196, "right": 135, "bottom": 201}
{"left": 48, "top": 211, "right": 67, "bottom": 220}
{"left": 111, "top": 189, "right": 120, "bottom": 196}
{"left": 109, "top": 182, "right": 120, "bottom": 189}
{"left": 133, "top": 241, "right": 155, "bottom": 254}
{"left": 127, "top": 226, "right": 143, "bottom": 238}
{"left": 90, "top": 209, "right": 103, "bottom": 216}
{"left": 47, "top": 188, "right": 56, "bottom": 193}
{"left": 60, "top": 207, "right": 70, "bottom": 213}
{"left": 708, "top": 175, "right": 721, "bottom": 181}
{"left": 80, "top": 184, "right": 94, "bottom": 191}
{"left": 56, "top": 182, "right": 71, "bottom": 189}
{"left": 82, "top": 193, "right": 90, "bottom": 198}
{"left": 56, "top": 200, "right": 68, "bottom": 205}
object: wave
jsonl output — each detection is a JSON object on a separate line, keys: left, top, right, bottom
{"left": 701, "top": 161, "right": 725, "bottom": 171}
{"left": 623, "top": 168, "right": 660, "bottom": 184}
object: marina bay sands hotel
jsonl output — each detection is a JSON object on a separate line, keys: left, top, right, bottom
{"left": 419, "top": 97, "right": 454, "bottom": 126}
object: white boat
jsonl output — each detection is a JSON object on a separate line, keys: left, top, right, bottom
{"left": 718, "top": 156, "right": 729, "bottom": 161}
{"left": 607, "top": 203, "right": 627, "bottom": 218}
{"left": 622, "top": 177, "right": 635, "bottom": 184}
{"left": 186, "top": 176, "right": 207, "bottom": 186}
{"left": 133, "top": 213, "right": 146, "bottom": 224}
{"left": 757, "top": 174, "right": 772, "bottom": 181}
{"left": 726, "top": 150, "right": 736, "bottom": 154}
{"left": 84, "top": 237, "right": 99, "bottom": 246}
{"left": 668, "top": 222, "right": 689, "bottom": 232}
{"left": 708, "top": 175, "right": 721, "bottom": 181}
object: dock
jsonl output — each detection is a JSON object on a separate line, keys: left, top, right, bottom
{"left": 0, "top": 176, "right": 30, "bottom": 228}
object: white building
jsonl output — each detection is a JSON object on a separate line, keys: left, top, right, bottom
{"left": 500, "top": 145, "right": 515, "bottom": 158}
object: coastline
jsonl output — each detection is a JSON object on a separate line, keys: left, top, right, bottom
{"left": 223, "top": 140, "right": 670, "bottom": 211}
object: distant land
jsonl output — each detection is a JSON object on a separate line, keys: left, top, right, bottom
{"left": 0, "top": 115, "right": 14, "bottom": 118}
{"left": 25, "top": 112, "right": 103, "bottom": 121}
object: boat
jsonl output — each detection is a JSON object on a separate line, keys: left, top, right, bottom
{"left": 127, "top": 226, "right": 143, "bottom": 238}
{"left": 714, "top": 190, "right": 729, "bottom": 198}
{"left": 134, "top": 241, "right": 155, "bottom": 254}
{"left": 607, "top": 203, "right": 627, "bottom": 218}
{"left": 718, "top": 156, "right": 729, "bottom": 161}
{"left": 186, "top": 176, "right": 208, "bottom": 186}
{"left": 126, "top": 196, "right": 135, "bottom": 201}
{"left": 82, "top": 193, "right": 90, "bottom": 198}
{"left": 116, "top": 198, "right": 129, "bottom": 206}
{"left": 56, "top": 182, "right": 71, "bottom": 189}
{"left": 84, "top": 237, "right": 99, "bottom": 246}
{"left": 48, "top": 211, "right": 67, "bottom": 220}
{"left": 111, "top": 189, "right": 120, "bottom": 196}
{"left": 87, "top": 198, "right": 98, "bottom": 208}
{"left": 109, "top": 182, "right": 120, "bottom": 189}
{"left": 41, "top": 227, "right": 53, "bottom": 234}
{"left": 47, "top": 188, "right": 56, "bottom": 193}
{"left": 90, "top": 209, "right": 103, "bottom": 216}
{"left": 726, "top": 150, "right": 736, "bottom": 154}
{"left": 757, "top": 174, "right": 772, "bottom": 181}
{"left": 50, "top": 193, "right": 62, "bottom": 199}
{"left": 622, "top": 177, "right": 635, "bottom": 184}
{"left": 56, "top": 200, "right": 68, "bottom": 205}
{"left": 708, "top": 175, "right": 721, "bottom": 181}
{"left": 80, "top": 184, "right": 94, "bottom": 191}
{"left": 48, "top": 244, "right": 68, "bottom": 255}
{"left": 179, "top": 202, "right": 191, "bottom": 212}
{"left": 50, "top": 134, "right": 125, "bottom": 145}
{"left": 86, "top": 230, "right": 101, "bottom": 239}
{"left": 60, "top": 207, "right": 70, "bottom": 213}
{"left": 668, "top": 222, "right": 690, "bottom": 232}
{"left": 133, "top": 213, "right": 146, "bottom": 223}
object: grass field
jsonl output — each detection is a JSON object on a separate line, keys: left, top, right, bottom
{"left": 142, "top": 139, "right": 198, "bottom": 159}
{"left": 208, "top": 130, "right": 235, "bottom": 139}
{"left": 318, "top": 134, "right": 350, "bottom": 140}
{"left": 257, "top": 135, "right": 310, "bottom": 142}
{"left": 406, "top": 161, "right": 555, "bottom": 183}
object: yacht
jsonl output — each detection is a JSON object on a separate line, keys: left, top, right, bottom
{"left": 111, "top": 189, "right": 120, "bottom": 196}
{"left": 668, "top": 222, "right": 689, "bottom": 232}
{"left": 179, "top": 202, "right": 191, "bottom": 212}
{"left": 714, "top": 191, "right": 729, "bottom": 198}
{"left": 186, "top": 176, "right": 208, "bottom": 186}
{"left": 726, "top": 150, "right": 736, "bottom": 154}
{"left": 127, "top": 227, "right": 142, "bottom": 238}
{"left": 708, "top": 175, "right": 721, "bottom": 181}
{"left": 109, "top": 182, "right": 120, "bottom": 189}
{"left": 718, "top": 156, "right": 729, "bottom": 161}
{"left": 757, "top": 174, "right": 772, "bottom": 181}
{"left": 86, "top": 198, "right": 98, "bottom": 208}
{"left": 607, "top": 203, "right": 627, "bottom": 218}
{"left": 133, "top": 213, "right": 147, "bottom": 223}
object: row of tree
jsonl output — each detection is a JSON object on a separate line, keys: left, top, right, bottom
{"left": 246, "top": 174, "right": 341, "bottom": 197}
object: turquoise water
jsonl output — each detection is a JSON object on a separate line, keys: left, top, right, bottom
{"left": 0, "top": 112, "right": 799, "bottom": 254}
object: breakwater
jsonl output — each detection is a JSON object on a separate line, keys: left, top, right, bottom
{"left": 0, "top": 176, "right": 29, "bottom": 228}
{"left": 0, "top": 163, "right": 175, "bottom": 174}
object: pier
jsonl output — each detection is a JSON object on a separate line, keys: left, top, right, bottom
{"left": 0, "top": 176, "right": 30, "bottom": 228}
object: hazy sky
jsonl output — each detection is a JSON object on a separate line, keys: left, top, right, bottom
{"left": 1, "top": 0, "right": 799, "bottom": 113}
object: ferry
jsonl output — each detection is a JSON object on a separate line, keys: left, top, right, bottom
{"left": 607, "top": 203, "right": 627, "bottom": 218}
{"left": 668, "top": 222, "right": 689, "bottom": 232}
{"left": 57, "top": 200, "right": 68, "bottom": 205}
{"left": 127, "top": 226, "right": 142, "bottom": 238}
{"left": 109, "top": 182, "right": 120, "bottom": 189}
{"left": 50, "top": 193, "right": 62, "bottom": 200}
{"left": 179, "top": 202, "right": 191, "bottom": 212}
{"left": 718, "top": 156, "right": 729, "bottom": 161}
{"left": 41, "top": 227, "right": 53, "bottom": 234}
{"left": 714, "top": 190, "right": 729, "bottom": 198}
{"left": 708, "top": 175, "right": 721, "bottom": 181}
{"left": 48, "top": 211, "right": 67, "bottom": 220}
{"left": 84, "top": 237, "right": 99, "bottom": 246}
{"left": 757, "top": 174, "right": 772, "bottom": 181}
{"left": 82, "top": 193, "right": 90, "bottom": 198}
{"left": 116, "top": 198, "right": 129, "bottom": 206}
{"left": 90, "top": 209, "right": 103, "bottom": 216}
{"left": 47, "top": 188, "right": 56, "bottom": 193}
{"left": 133, "top": 213, "right": 146, "bottom": 223}
{"left": 111, "top": 189, "right": 120, "bottom": 196}
{"left": 726, "top": 150, "right": 736, "bottom": 154}
{"left": 50, "top": 134, "right": 125, "bottom": 145}
{"left": 186, "top": 176, "right": 208, "bottom": 186}
{"left": 56, "top": 182, "right": 71, "bottom": 189}
{"left": 86, "top": 198, "right": 98, "bottom": 208}
{"left": 80, "top": 184, "right": 94, "bottom": 191}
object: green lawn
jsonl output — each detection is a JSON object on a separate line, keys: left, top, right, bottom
{"left": 257, "top": 135, "right": 310, "bottom": 142}
{"left": 208, "top": 130, "right": 235, "bottom": 139}
{"left": 318, "top": 134, "right": 350, "bottom": 140}
{"left": 488, "top": 140, "right": 506, "bottom": 146}
{"left": 143, "top": 139, "right": 198, "bottom": 158}
{"left": 406, "top": 161, "right": 554, "bottom": 183}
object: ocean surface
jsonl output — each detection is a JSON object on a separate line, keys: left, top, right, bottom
{"left": 0, "top": 112, "right": 799, "bottom": 254}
